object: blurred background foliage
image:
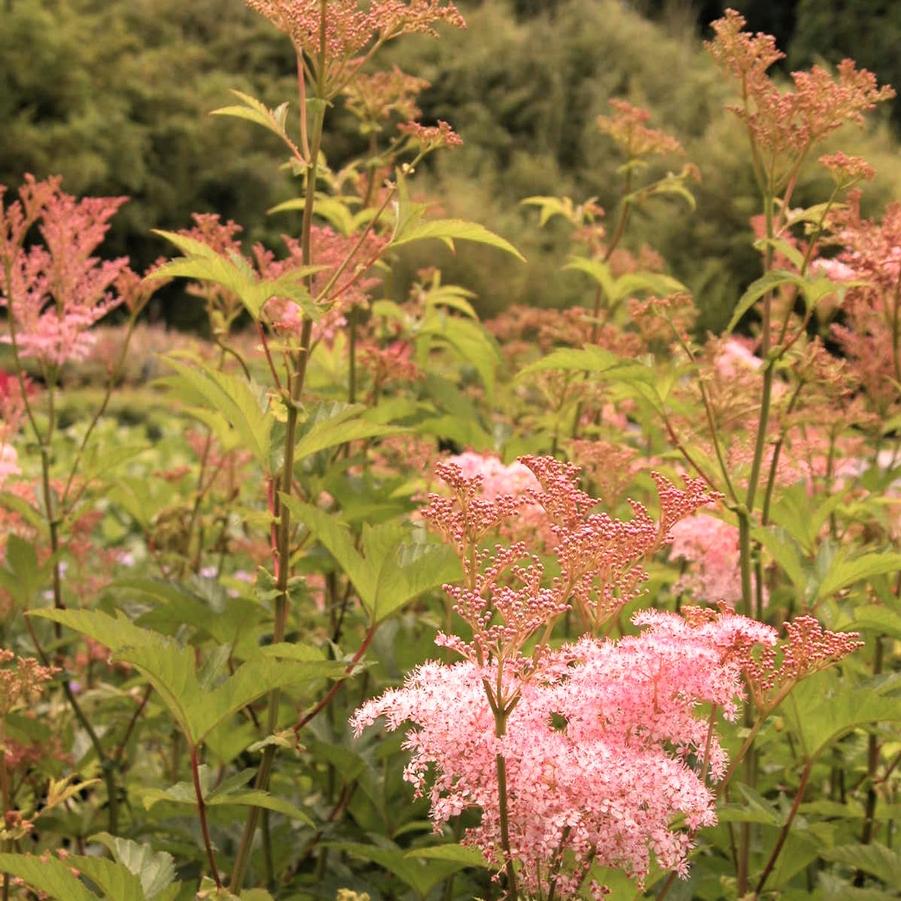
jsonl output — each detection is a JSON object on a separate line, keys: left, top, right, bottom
{"left": 2, "top": 0, "right": 899, "bottom": 331}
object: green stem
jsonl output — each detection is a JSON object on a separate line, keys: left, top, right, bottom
{"left": 228, "top": 61, "right": 327, "bottom": 894}
{"left": 857, "top": 636, "right": 884, "bottom": 884}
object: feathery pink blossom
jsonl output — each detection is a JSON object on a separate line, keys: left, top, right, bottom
{"left": 0, "top": 178, "right": 131, "bottom": 367}
{"left": 353, "top": 607, "right": 775, "bottom": 896}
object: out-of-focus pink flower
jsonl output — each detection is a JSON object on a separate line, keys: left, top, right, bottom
{"left": 0, "top": 445, "right": 20, "bottom": 488}
{"left": 669, "top": 514, "right": 743, "bottom": 607}
{"left": 713, "top": 337, "right": 761, "bottom": 380}
{"left": 810, "top": 257, "right": 857, "bottom": 282}
{"left": 0, "top": 178, "right": 133, "bottom": 367}
{"left": 260, "top": 226, "right": 386, "bottom": 346}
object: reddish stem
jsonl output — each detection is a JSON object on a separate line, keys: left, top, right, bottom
{"left": 191, "top": 745, "right": 222, "bottom": 889}
{"left": 293, "top": 625, "right": 377, "bottom": 734}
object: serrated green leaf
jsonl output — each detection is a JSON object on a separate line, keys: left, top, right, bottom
{"left": 815, "top": 551, "right": 901, "bottom": 601}
{"left": 564, "top": 256, "right": 616, "bottom": 300}
{"left": 138, "top": 768, "right": 313, "bottom": 825}
{"left": 29, "top": 608, "right": 159, "bottom": 652}
{"left": 32, "top": 609, "right": 340, "bottom": 743}
{"left": 727, "top": 269, "right": 805, "bottom": 333}
{"left": 821, "top": 843, "right": 901, "bottom": 886}
{"left": 782, "top": 674, "right": 901, "bottom": 758}
{"left": 327, "top": 842, "right": 469, "bottom": 897}
{"left": 753, "top": 526, "right": 807, "bottom": 593}
{"left": 69, "top": 856, "right": 146, "bottom": 901}
{"left": 210, "top": 90, "right": 296, "bottom": 150}
{"left": 294, "top": 402, "right": 404, "bottom": 459}
{"left": 0, "top": 854, "right": 97, "bottom": 901}
{"left": 405, "top": 844, "right": 489, "bottom": 867}
{"left": 90, "top": 833, "right": 176, "bottom": 899}
{"left": 420, "top": 315, "right": 500, "bottom": 395}
{"left": 841, "top": 604, "right": 901, "bottom": 641}
{"left": 163, "top": 359, "right": 272, "bottom": 469}
{"left": 1, "top": 534, "right": 43, "bottom": 606}
{"left": 288, "top": 501, "right": 459, "bottom": 622}
{"left": 392, "top": 217, "right": 525, "bottom": 261}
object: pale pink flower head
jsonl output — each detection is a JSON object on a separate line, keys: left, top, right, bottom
{"left": 714, "top": 336, "right": 762, "bottom": 380}
{"left": 446, "top": 452, "right": 540, "bottom": 501}
{"left": 398, "top": 119, "right": 463, "bottom": 151}
{"left": 596, "top": 99, "right": 683, "bottom": 158}
{"left": 246, "top": 0, "right": 465, "bottom": 95}
{"left": 353, "top": 607, "right": 778, "bottom": 895}
{"left": 669, "top": 514, "right": 743, "bottom": 607}
{"left": 810, "top": 257, "right": 857, "bottom": 282}
{"left": 0, "top": 445, "right": 19, "bottom": 489}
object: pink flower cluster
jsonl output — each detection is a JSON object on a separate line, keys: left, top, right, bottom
{"left": 357, "top": 456, "right": 863, "bottom": 894}
{"left": 0, "top": 177, "right": 133, "bottom": 367}
{"left": 353, "top": 607, "right": 777, "bottom": 896}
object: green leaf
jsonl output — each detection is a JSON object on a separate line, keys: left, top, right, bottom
{"left": 68, "top": 856, "right": 146, "bottom": 901}
{"left": 31, "top": 609, "right": 341, "bottom": 743}
{"left": 138, "top": 768, "right": 313, "bottom": 825}
{"left": 267, "top": 196, "right": 373, "bottom": 236}
{"left": 151, "top": 230, "right": 320, "bottom": 320}
{"left": 753, "top": 526, "right": 807, "bottom": 593}
{"left": 0, "top": 534, "right": 44, "bottom": 606}
{"left": 815, "top": 551, "right": 901, "bottom": 601}
{"left": 392, "top": 218, "right": 525, "bottom": 261}
{"left": 0, "top": 853, "right": 97, "bottom": 901}
{"left": 361, "top": 521, "right": 461, "bottom": 622}
{"left": 327, "top": 842, "right": 471, "bottom": 898}
{"left": 782, "top": 674, "right": 901, "bottom": 759}
{"left": 516, "top": 346, "right": 655, "bottom": 383}
{"left": 564, "top": 256, "right": 616, "bottom": 300}
{"left": 29, "top": 608, "right": 159, "bottom": 652}
{"left": 753, "top": 237, "right": 806, "bottom": 271}
{"left": 294, "top": 402, "right": 403, "bottom": 459}
{"left": 405, "top": 844, "right": 489, "bottom": 868}
{"left": 727, "top": 269, "right": 805, "bottom": 333}
{"left": 420, "top": 315, "right": 500, "bottom": 395}
{"left": 424, "top": 283, "right": 479, "bottom": 318}
{"left": 162, "top": 359, "right": 272, "bottom": 469}
{"left": 564, "top": 257, "right": 686, "bottom": 305}
{"left": 210, "top": 90, "right": 296, "bottom": 152}
{"left": 121, "top": 643, "right": 341, "bottom": 744}
{"left": 841, "top": 604, "right": 901, "bottom": 641}
{"left": 288, "top": 501, "right": 460, "bottom": 622}
{"left": 821, "top": 843, "right": 901, "bottom": 886}
{"left": 90, "top": 833, "right": 176, "bottom": 899}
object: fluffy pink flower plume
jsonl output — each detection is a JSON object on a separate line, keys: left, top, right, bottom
{"left": 353, "top": 608, "right": 778, "bottom": 896}
{"left": 0, "top": 177, "right": 132, "bottom": 367}
{"left": 355, "top": 456, "right": 861, "bottom": 895}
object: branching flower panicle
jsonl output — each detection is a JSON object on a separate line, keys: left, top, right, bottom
{"left": 744, "top": 616, "right": 862, "bottom": 712}
{"left": 246, "top": 0, "right": 465, "bottom": 95}
{"left": 596, "top": 99, "right": 683, "bottom": 159}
